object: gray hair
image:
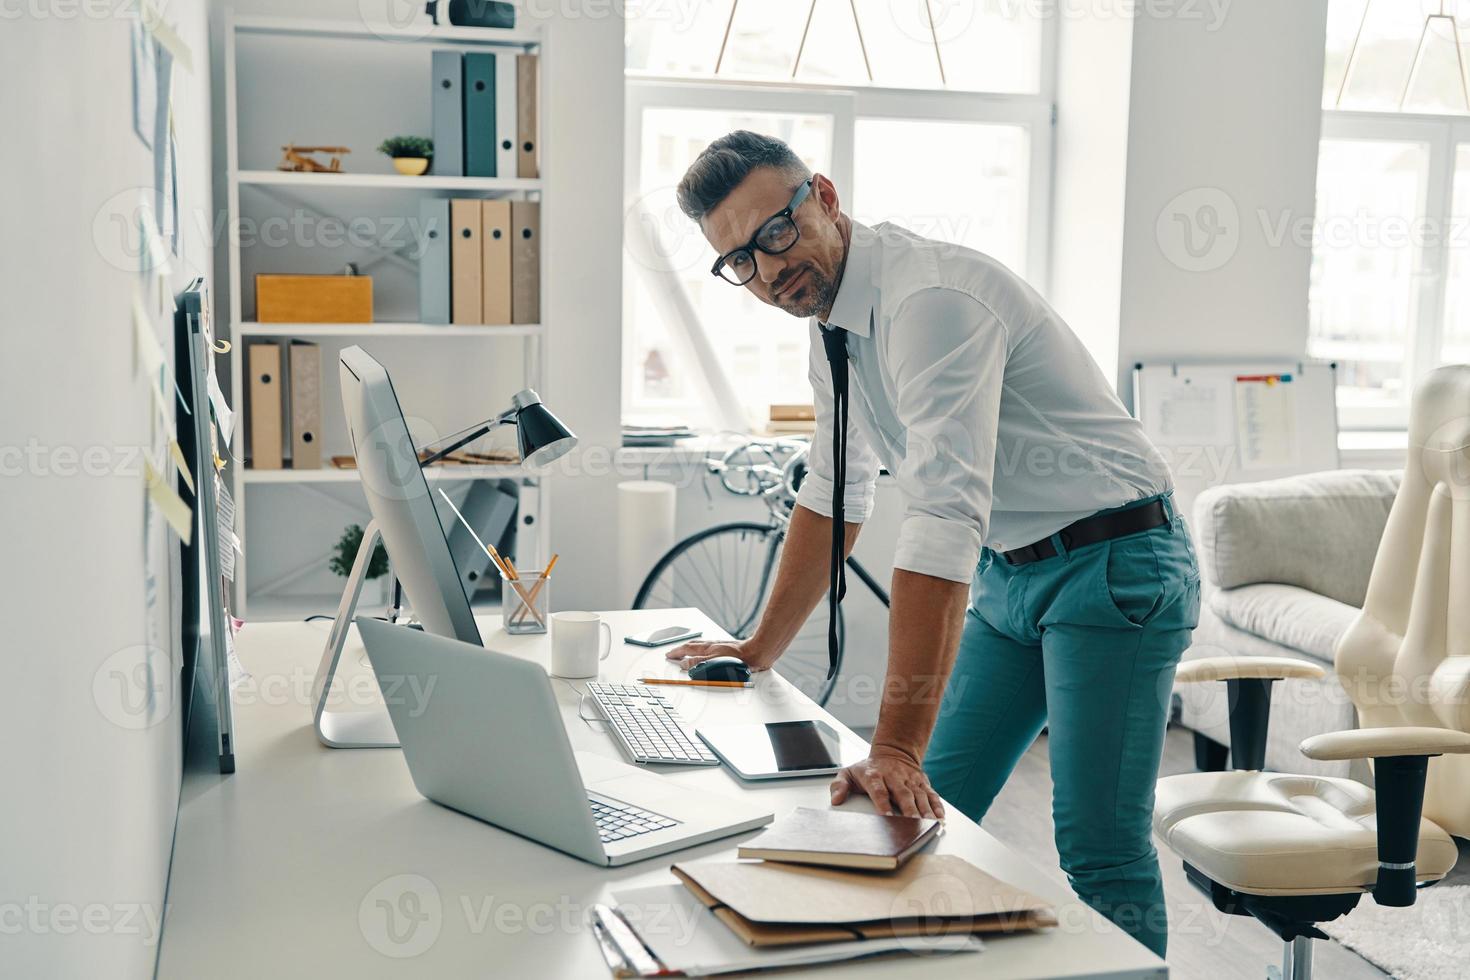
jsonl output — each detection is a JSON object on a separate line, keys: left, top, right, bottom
{"left": 676, "top": 130, "right": 812, "bottom": 222}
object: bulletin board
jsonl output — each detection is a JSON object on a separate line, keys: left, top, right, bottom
{"left": 1131, "top": 360, "right": 1340, "bottom": 522}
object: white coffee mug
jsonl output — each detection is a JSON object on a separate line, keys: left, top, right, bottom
{"left": 550, "top": 611, "right": 613, "bottom": 679}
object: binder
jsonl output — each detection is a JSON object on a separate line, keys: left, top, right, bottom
{"left": 247, "top": 342, "right": 283, "bottom": 469}
{"left": 431, "top": 50, "right": 464, "bottom": 176}
{"left": 418, "top": 198, "right": 451, "bottom": 324}
{"left": 510, "top": 199, "right": 539, "bottom": 324}
{"left": 463, "top": 52, "right": 498, "bottom": 178}
{"left": 516, "top": 53, "right": 538, "bottom": 178}
{"left": 495, "top": 52, "right": 518, "bottom": 179}
{"left": 288, "top": 340, "right": 322, "bottom": 469}
{"left": 451, "top": 198, "right": 483, "bottom": 324}
{"left": 446, "top": 481, "right": 518, "bottom": 595}
{"left": 480, "top": 199, "right": 512, "bottom": 324}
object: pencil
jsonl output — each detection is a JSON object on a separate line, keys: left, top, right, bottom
{"left": 509, "top": 553, "right": 559, "bottom": 626}
{"left": 639, "top": 677, "right": 750, "bottom": 689}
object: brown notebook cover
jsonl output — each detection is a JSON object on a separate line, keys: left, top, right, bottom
{"left": 672, "top": 854, "right": 1056, "bottom": 949}
{"left": 737, "top": 807, "right": 940, "bottom": 870}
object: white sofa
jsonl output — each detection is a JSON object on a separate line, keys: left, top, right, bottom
{"left": 1178, "top": 469, "right": 1402, "bottom": 779}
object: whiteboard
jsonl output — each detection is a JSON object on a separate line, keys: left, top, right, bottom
{"left": 1132, "top": 360, "right": 1339, "bottom": 523}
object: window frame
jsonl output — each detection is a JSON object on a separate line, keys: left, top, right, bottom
{"left": 1317, "top": 108, "right": 1470, "bottom": 430}
{"left": 622, "top": 64, "right": 1057, "bottom": 426}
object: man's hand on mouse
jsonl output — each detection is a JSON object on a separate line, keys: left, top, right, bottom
{"left": 830, "top": 745, "right": 945, "bottom": 820}
{"left": 666, "top": 637, "right": 779, "bottom": 673}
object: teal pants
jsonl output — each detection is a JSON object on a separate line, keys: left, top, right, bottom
{"left": 923, "top": 494, "right": 1200, "bottom": 958}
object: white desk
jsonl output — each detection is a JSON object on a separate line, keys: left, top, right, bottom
{"left": 157, "top": 609, "right": 1167, "bottom": 979}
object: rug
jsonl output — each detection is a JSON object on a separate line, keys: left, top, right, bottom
{"left": 1319, "top": 885, "right": 1470, "bottom": 980}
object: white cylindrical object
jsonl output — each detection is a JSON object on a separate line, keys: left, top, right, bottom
{"left": 618, "top": 480, "right": 677, "bottom": 607}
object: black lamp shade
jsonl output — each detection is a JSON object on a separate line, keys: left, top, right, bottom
{"left": 516, "top": 401, "right": 577, "bottom": 468}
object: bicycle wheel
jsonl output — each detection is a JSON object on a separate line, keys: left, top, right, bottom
{"left": 633, "top": 522, "right": 844, "bottom": 706}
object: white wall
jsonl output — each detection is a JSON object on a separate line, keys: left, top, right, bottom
{"left": 0, "top": 6, "right": 214, "bottom": 977}
{"left": 1116, "top": 0, "right": 1329, "bottom": 397}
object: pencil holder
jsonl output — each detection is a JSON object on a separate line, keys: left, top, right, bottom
{"left": 502, "top": 568, "right": 549, "bottom": 635}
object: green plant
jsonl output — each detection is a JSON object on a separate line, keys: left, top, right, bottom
{"left": 329, "top": 524, "right": 389, "bottom": 579}
{"left": 377, "top": 135, "right": 434, "bottom": 159}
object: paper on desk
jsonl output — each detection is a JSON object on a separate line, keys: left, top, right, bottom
{"left": 610, "top": 883, "right": 981, "bottom": 977}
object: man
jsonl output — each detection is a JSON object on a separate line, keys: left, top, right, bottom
{"left": 666, "top": 131, "right": 1199, "bottom": 957}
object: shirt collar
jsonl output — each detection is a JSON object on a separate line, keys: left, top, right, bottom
{"left": 819, "top": 219, "right": 876, "bottom": 338}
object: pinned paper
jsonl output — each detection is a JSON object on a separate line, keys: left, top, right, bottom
{"left": 145, "top": 458, "right": 193, "bottom": 546}
{"left": 132, "top": 288, "right": 175, "bottom": 440}
{"left": 169, "top": 439, "right": 195, "bottom": 494}
{"left": 141, "top": 0, "right": 193, "bottom": 73}
{"left": 208, "top": 372, "right": 236, "bottom": 446}
{"left": 216, "top": 482, "right": 238, "bottom": 581}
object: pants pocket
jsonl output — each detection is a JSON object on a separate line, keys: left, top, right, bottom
{"left": 1098, "top": 534, "right": 1165, "bottom": 629}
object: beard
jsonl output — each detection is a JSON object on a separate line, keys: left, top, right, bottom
{"left": 772, "top": 263, "right": 838, "bottom": 319}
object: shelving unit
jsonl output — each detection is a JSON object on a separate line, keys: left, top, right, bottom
{"left": 222, "top": 12, "right": 550, "bottom": 620}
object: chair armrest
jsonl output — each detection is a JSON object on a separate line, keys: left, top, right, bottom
{"left": 1175, "top": 656, "right": 1326, "bottom": 684}
{"left": 1299, "top": 726, "right": 1470, "bottom": 761}
{"left": 1296, "top": 726, "right": 1470, "bottom": 907}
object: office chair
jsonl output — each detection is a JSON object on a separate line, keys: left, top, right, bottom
{"left": 1153, "top": 364, "right": 1470, "bottom": 979}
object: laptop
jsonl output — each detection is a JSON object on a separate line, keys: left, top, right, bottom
{"left": 356, "top": 617, "right": 773, "bottom": 866}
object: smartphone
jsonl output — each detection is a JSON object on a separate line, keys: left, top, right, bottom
{"left": 624, "top": 625, "right": 702, "bottom": 647}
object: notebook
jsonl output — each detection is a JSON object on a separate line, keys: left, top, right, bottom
{"left": 737, "top": 806, "right": 941, "bottom": 870}
{"left": 608, "top": 884, "right": 982, "bottom": 976}
{"left": 670, "top": 854, "right": 1056, "bottom": 948}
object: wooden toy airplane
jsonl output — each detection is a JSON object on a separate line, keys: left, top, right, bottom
{"left": 277, "top": 144, "right": 350, "bottom": 173}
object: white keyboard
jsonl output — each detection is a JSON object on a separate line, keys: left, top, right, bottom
{"left": 588, "top": 794, "right": 679, "bottom": 842}
{"left": 586, "top": 682, "right": 719, "bottom": 766}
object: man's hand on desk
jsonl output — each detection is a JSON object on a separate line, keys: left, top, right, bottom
{"left": 665, "top": 637, "right": 779, "bottom": 673}
{"left": 830, "top": 745, "right": 945, "bottom": 820}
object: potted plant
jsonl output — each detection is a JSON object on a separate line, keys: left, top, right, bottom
{"left": 330, "top": 523, "right": 389, "bottom": 580}
{"left": 377, "top": 135, "right": 433, "bottom": 176}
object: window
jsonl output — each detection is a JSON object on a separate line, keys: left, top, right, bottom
{"left": 623, "top": 1, "right": 1054, "bottom": 430}
{"left": 1316, "top": 1, "right": 1470, "bottom": 428}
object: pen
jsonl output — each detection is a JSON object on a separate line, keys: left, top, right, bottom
{"left": 639, "top": 677, "right": 750, "bottom": 689}
{"left": 437, "top": 489, "right": 545, "bottom": 627}
{"left": 509, "top": 553, "right": 559, "bottom": 626}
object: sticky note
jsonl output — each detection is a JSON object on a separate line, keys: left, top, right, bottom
{"left": 145, "top": 458, "right": 193, "bottom": 546}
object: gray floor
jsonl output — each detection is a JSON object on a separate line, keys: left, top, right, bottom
{"left": 855, "top": 724, "right": 1470, "bottom": 979}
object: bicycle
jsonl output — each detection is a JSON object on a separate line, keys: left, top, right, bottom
{"left": 632, "top": 438, "right": 891, "bottom": 706}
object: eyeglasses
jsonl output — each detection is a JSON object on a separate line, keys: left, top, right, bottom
{"left": 710, "top": 179, "right": 813, "bottom": 286}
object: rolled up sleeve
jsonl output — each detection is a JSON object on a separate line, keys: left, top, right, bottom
{"left": 887, "top": 288, "right": 1006, "bottom": 583}
{"left": 794, "top": 321, "right": 879, "bottom": 523}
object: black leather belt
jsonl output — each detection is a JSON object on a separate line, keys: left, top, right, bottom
{"left": 1002, "top": 499, "right": 1170, "bottom": 565}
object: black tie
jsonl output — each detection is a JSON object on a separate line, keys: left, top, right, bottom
{"left": 819, "top": 324, "right": 849, "bottom": 681}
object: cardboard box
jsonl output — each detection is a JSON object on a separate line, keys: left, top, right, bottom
{"left": 255, "top": 274, "right": 373, "bottom": 323}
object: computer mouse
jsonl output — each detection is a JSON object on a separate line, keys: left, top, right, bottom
{"left": 688, "top": 656, "right": 752, "bottom": 684}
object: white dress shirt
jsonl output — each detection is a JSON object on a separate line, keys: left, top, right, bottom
{"left": 794, "top": 220, "right": 1172, "bottom": 584}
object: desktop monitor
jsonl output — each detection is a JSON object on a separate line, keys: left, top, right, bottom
{"left": 338, "top": 345, "right": 483, "bottom": 646}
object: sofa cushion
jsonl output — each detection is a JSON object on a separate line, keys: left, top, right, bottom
{"left": 1209, "top": 584, "right": 1362, "bottom": 662}
{"left": 1193, "top": 470, "right": 1400, "bottom": 606}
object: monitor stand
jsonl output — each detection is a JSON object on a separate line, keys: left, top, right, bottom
{"left": 311, "top": 519, "right": 400, "bottom": 748}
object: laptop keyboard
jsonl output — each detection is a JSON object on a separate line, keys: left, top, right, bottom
{"left": 586, "top": 681, "right": 720, "bottom": 766}
{"left": 588, "top": 794, "right": 679, "bottom": 843}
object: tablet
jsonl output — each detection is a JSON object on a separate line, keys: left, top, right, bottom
{"left": 696, "top": 720, "right": 868, "bottom": 781}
